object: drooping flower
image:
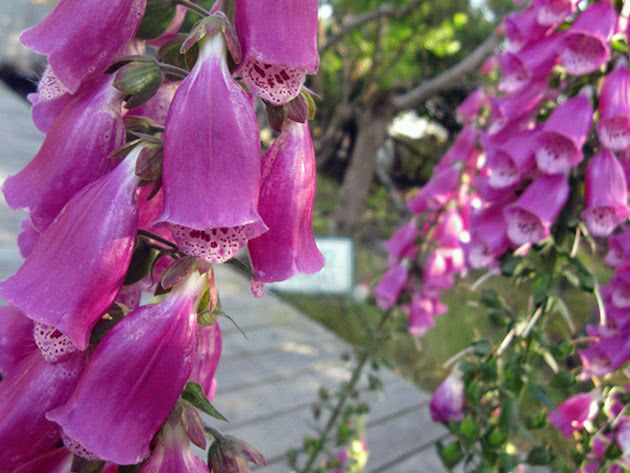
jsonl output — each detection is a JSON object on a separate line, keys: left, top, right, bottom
{"left": 139, "top": 423, "right": 210, "bottom": 473}
{"left": 435, "top": 125, "right": 478, "bottom": 172}
{"left": 0, "top": 147, "right": 142, "bottom": 350}
{"left": 504, "top": 174, "right": 569, "bottom": 245}
{"left": 606, "top": 227, "right": 630, "bottom": 267}
{"left": 581, "top": 149, "right": 630, "bottom": 237}
{"left": 0, "top": 306, "right": 35, "bottom": 377}
{"left": 407, "top": 165, "right": 460, "bottom": 215}
{"left": 550, "top": 392, "right": 599, "bottom": 438}
{"left": 17, "top": 219, "right": 40, "bottom": 259}
{"left": 156, "top": 34, "right": 267, "bottom": 264}
{"left": 3, "top": 77, "right": 126, "bottom": 232}
{"left": 373, "top": 263, "right": 408, "bottom": 310}
{"left": 408, "top": 293, "right": 447, "bottom": 338}
{"left": 430, "top": 371, "right": 464, "bottom": 423}
{"left": 234, "top": 0, "right": 319, "bottom": 104}
{"left": 456, "top": 88, "right": 488, "bottom": 123}
{"left": 0, "top": 349, "right": 86, "bottom": 472}
{"left": 485, "top": 128, "right": 537, "bottom": 188}
{"left": 487, "top": 79, "right": 547, "bottom": 136}
{"left": 534, "top": 0, "right": 579, "bottom": 26}
{"left": 190, "top": 322, "right": 222, "bottom": 401}
{"left": 559, "top": 0, "right": 617, "bottom": 75}
{"left": 384, "top": 220, "right": 418, "bottom": 265}
{"left": 535, "top": 93, "right": 593, "bottom": 174}
{"left": 597, "top": 61, "right": 630, "bottom": 151}
{"left": 20, "top": 0, "right": 146, "bottom": 93}
{"left": 504, "top": 6, "right": 550, "bottom": 51}
{"left": 47, "top": 271, "right": 207, "bottom": 465}
{"left": 247, "top": 121, "right": 324, "bottom": 282}
{"left": 468, "top": 204, "right": 511, "bottom": 269}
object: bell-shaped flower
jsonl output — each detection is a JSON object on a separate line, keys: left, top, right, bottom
{"left": 535, "top": 93, "right": 593, "bottom": 174}
{"left": 616, "top": 419, "right": 630, "bottom": 458}
{"left": 435, "top": 125, "right": 478, "bottom": 172}
{"left": 0, "top": 306, "right": 35, "bottom": 376}
{"left": 456, "top": 88, "right": 487, "bottom": 123}
{"left": 234, "top": 0, "right": 318, "bottom": 104}
{"left": 498, "top": 34, "right": 561, "bottom": 93}
{"left": 373, "top": 263, "right": 408, "bottom": 310}
{"left": 423, "top": 244, "right": 465, "bottom": 296}
{"left": 597, "top": 61, "right": 630, "bottom": 151}
{"left": 408, "top": 293, "right": 446, "bottom": 338}
{"left": 550, "top": 392, "right": 599, "bottom": 438}
{"left": 384, "top": 220, "right": 417, "bottom": 265}
{"left": 247, "top": 122, "right": 324, "bottom": 282}
{"left": 468, "top": 204, "right": 511, "bottom": 268}
{"left": 504, "top": 6, "right": 550, "bottom": 51}
{"left": 407, "top": 165, "right": 460, "bottom": 214}
{"left": 0, "top": 349, "right": 85, "bottom": 472}
{"left": 10, "top": 448, "right": 73, "bottom": 473}
{"left": 504, "top": 174, "right": 569, "bottom": 245}
{"left": 534, "top": 0, "right": 579, "bottom": 26}
{"left": 606, "top": 227, "right": 630, "bottom": 267}
{"left": 156, "top": 34, "right": 266, "bottom": 264}
{"left": 0, "top": 148, "right": 142, "bottom": 350}
{"left": 581, "top": 149, "right": 630, "bottom": 237}
{"left": 3, "top": 77, "right": 126, "bottom": 231}
{"left": 139, "top": 423, "right": 210, "bottom": 473}
{"left": 486, "top": 128, "right": 537, "bottom": 188}
{"left": 20, "top": 0, "right": 146, "bottom": 93}
{"left": 429, "top": 371, "right": 464, "bottom": 423}
{"left": 487, "top": 79, "right": 547, "bottom": 136}
{"left": 559, "top": 0, "right": 617, "bottom": 75}
{"left": 47, "top": 272, "right": 207, "bottom": 465}
{"left": 609, "top": 266, "right": 630, "bottom": 309}
{"left": 190, "top": 322, "right": 222, "bottom": 401}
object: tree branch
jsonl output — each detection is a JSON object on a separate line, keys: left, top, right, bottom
{"left": 390, "top": 32, "right": 501, "bottom": 111}
{"left": 319, "top": 0, "right": 422, "bottom": 53}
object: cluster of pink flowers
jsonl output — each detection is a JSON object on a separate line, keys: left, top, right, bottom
{"left": 373, "top": 0, "right": 630, "bottom": 431}
{"left": 0, "top": 1, "right": 323, "bottom": 472}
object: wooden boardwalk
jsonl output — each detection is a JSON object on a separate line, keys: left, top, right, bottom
{"left": 0, "top": 82, "right": 448, "bottom": 472}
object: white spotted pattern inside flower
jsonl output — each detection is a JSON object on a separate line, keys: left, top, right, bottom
{"left": 38, "top": 67, "right": 70, "bottom": 101}
{"left": 605, "top": 244, "right": 624, "bottom": 267}
{"left": 536, "top": 132, "right": 577, "bottom": 174}
{"left": 488, "top": 152, "right": 519, "bottom": 188}
{"left": 468, "top": 242, "right": 493, "bottom": 269}
{"left": 560, "top": 34, "right": 607, "bottom": 75}
{"left": 506, "top": 208, "right": 546, "bottom": 245}
{"left": 613, "top": 281, "right": 630, "bottom": 308}
{"left": 241, "top": 58, "right": 306, "bottom": 105}
{"left": 169, "top": 224, "right": 258, "bottom": 263}
{"left": 583, "top": 207, "right": 622, "bottom": 237}
{"left": 599, "top": 116, "right": 630, "bottom": 151}
{"left": 62, "top": 431, "right": 99, "bottom": 462}
{"left": 34, "top": 322, "right": 77, "bottom": 363}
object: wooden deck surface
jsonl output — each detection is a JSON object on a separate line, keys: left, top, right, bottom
{"left": 0, "top": 82, "right": 448, "bottom": 472}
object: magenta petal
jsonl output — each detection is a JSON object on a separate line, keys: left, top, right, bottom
{"left": 17, "top": 218, "right": 41, "bottom": 259}
{"left": 407, "top": 165, "right": 460, "bottom": 214}
{"left": 456, "top": 88, "right": 487, "bottom": 123}
{"left": 597, "top": 62, "right": 630, "bottom": 151}
{"left": 3, "top": 77, "right": 125, "bottom": 231}
{"left": 550, "top": 393, "right": 599, "bottom": 438}
{"left": 488, "top": 79, "right": 547, "bottom": 136}
{"left": 20, "top": 0, "right": 146, "bottom": 93}
{"left": 581, "top": 149, "right": 630, "bottom": 237}
{"left": 374, "top": 263, "right": 408, "bottom": 310}
{"left": 0, "top": 150, "right": 141, "bottom": 350}
{"left": 487, "top": 128, "right": 537, "bottom": 188}
{"left": 468, "top": 204, "right": 510, "bottom": 268}
{"left": 435, "top": 125, "right": 478, "bottom": 171}
{"left": 535, "top": 94, "right": 593, "bottom": 174}
{"left": 46, "top": 273, "right": 206, "bottom": 465}
{"left": 234, "top": 0, "right": 318, "bottom": 104}
{"left": 504, "top": 174, "right": 569, "bottom": 245}
{"left": 559, "top": 1, "right": 617, "bottom": 75}
{"left": 248, "top": 122, "right": 324, "bottom": 282}
{"left": 0, "top": 306, "right": 35, "bottom": 376}
{"left": 384, "top": 220, "right": 418, "bottom": 265}
{"left": 190, "top": 322, "right": 222, "bottom": 400}
{"left": 139, "top": 423, "right": 210, "bottom": 473}
{"left": 430, "top": 372, "right": 464, "bottom": 423}
{"left": 157, "top": 36, "right": 266, "bottom": 263}
{"left": 606, "top": 227, "right": 630, "bottom": 267}
{"left": 0, "top": 350, "right": 85, "bottom": 472}
{"left": 504, "top": 6, "right": 550, "bottom": 51}
{"left": 534, "top": 0, "right": 579, "bottom": 25}
{"left": 10, "top": 448, "right": 73, "bottom": 473}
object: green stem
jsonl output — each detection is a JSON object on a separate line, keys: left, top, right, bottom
{"left": 301, "top": 308, "right": 395, "bottom": 473}
{"left": 137, "top": 229, "right": 181, "bottom": 252}
{"left": 158, "top": 63, "right": 189, "bottom": 79}
{"left": 176, "top": 0, "right": 210, "bottom": 17}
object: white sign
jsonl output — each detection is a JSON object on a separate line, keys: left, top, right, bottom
{"left": 269, "top": 237, "right": 354, "bottom": 294}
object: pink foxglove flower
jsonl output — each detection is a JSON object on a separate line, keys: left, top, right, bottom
{"left": 234, "top": 0, "right": 318, "bottom": 104}
{"left": 0, "top": 350, "right": 86, "bottom": 472}
{"left": 534, "top": 0, "right": 579, "bottom": 26}
{"left": 597, "top": 61, "right": 630, "bottom": 151}
{"left": 20, "top": 0, "right": 146, "bottom": 93}
{"left": 0, "top": 306, "right": 35, "bottom": 376}
{"left": 384, "top": 220, "right": 418, "bottom": 265}
{"left": 3, "top": 77, "right": 125, "bottom": 231}
{"left": 10, "top": 448, "right": 73, "bottom": 473}
{"left": 504, "top": 6, "right": 550, "bottom": 51}
{"left": 190, "top": 322, "right": 222, "bottom": 401}
{"left": 606, "top": 227, "right": 630, "bottom": 267}
{"left": 581, "top": 149, "right": 630, "bottom": 237}
{"left": 504, "top": 174, "right": 569, "bottom": 245}
{"left": 488, "top": 80, "right": 547, "bottom": 136}
{"left": 248, "top": 122, "right": 324, "bottom": 282}
{"left": 47, "top": 272, "right": 207, "bottom": 465}
{"left": 486, "top": 128, "right": 537, "bottom": 188}
{"left": 436, "top": 125, "right": 478, "bottom": 171}
{"left": 407, "top": 165, "right": 460, "bottom": 214}
{"left": 0, "top": 148, "right": 142, "bottom": 350}
{"left": 456, "top": 89, "right": 487, "bottom": 123}
{"left": 468, "top": 204, "right": 511, "bottom": 269}
{"left": 535, "top": 93, "right": 593, "bottom": 174}
{"left": 157, "top": 34, "right": 267, "bottom": 264}
{"left": 374, "top": 263, "right": 408, "bottom": 310}
{"left": 139, "top": 423, "right": 210, "bottom": 473}
{"left": 408, "top": 293, "right": 447, "bottom": 338}
{"left": 550, "top": 392, "right": 599, "bottom": 438}
{"left": 430, "top": 371, "right": 464, "bottom": 423}
{"left": 559, "top": 0, "right": 617, "bottom": 75}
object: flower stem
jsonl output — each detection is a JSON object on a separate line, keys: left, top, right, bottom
{"left": 158, "top": 63, "right": 189, "bottom": 79}
{"left": 176, "top": 0, "right": 210, "bottom": 17}
{"left": 300, "top": 308, "right": 395, "bottom": 472}
{"left": 137, "top": 229, "right": 180, "bottom": 252}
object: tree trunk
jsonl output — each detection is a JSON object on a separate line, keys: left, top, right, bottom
{"left": 333, "top": 102, "right": 393, "bottom": 234}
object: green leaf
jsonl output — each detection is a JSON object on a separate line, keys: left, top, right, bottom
{"left": 525, "top": 410, "right": 547, "bottom": 429}
{"left": 181, "top": 382, "right": 228, "bottom": 422}
{"left": 498, "top": 396, "right": 519, "bottom": 434}
{"left": 437, "top": 440, "right": 465, "bottom": 469}
{"left": 527, "top": 384, "right": 556, "bottom": 409}
{"left": 197, "top": 310, "right": 218, "bottom": 327}
{"left": 459, "top": 416, "right": 480, "bottom": 444}
{"left": 136, "top": 0, "right": 178, "bottom": 40}
{"left": 611, "top": 33, "right": 629, "bottom": 53}
{"left": 526, "top": 446, "right": 553, "bottom": 465}
{"left": 551, "top": 371, "right": 575, "bottom": 389}
{"left": 301, "top": 89, "right": 317, "bottom": 120}
{"left": 485, "top": 427, "right": 506, "bottom": 449}
{"left": 480, "top": 289, "right": 504, "bottom": 309}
